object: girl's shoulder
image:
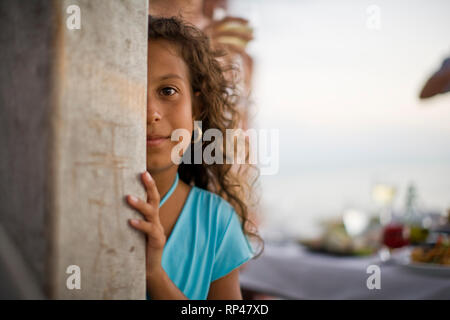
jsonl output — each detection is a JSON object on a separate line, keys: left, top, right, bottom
{"left": 191, "top": 185, "right": 252, "bottom": 258}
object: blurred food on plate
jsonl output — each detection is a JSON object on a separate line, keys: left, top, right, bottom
{"left": 298, "top": 212, "right": 382, "bottom": 256}
{"left": 410, "top": 235, "right": 450, "bottom": 266}
{"left": 410, "top": 210, "right": 450, "bottom": 266}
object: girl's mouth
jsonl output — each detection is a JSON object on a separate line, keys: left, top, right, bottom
{"left": 147, "top": 136, "right": 170, "bottom": 147}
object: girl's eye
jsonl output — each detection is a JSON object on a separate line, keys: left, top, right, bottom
{"left": 160, "top": 87, "right": 177, "bottom": 97}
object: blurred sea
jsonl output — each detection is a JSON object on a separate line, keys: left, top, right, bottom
{"left": 257, "top": 162, "right": 450, "bottom": 241}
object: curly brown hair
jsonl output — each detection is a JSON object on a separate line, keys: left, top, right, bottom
{"left": 148, "top": 15, "right": 264, "bottom": 259}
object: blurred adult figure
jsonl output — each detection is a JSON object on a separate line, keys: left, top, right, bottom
{"left": 420, "top": 57, "right": 450, "bottom": 99}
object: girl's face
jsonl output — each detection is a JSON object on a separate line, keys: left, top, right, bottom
{"left": 147, "top": 39, "right": 195, "bottom": 171}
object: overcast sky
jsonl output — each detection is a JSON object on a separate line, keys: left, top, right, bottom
{"left": 229, "top": 0, "right": 450, "bottom": 170}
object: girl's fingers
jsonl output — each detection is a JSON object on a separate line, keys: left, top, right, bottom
{"left": 126, "top": 195, "right": 157, "bottom": 222}
{"left": 141, "top": 171, "right": 160, "bottom": 207}
{"left": 129, "top": 219, "right": 166, "bottom": 247}
{"left": 129, "top": 218, "right": 150, "bottom": 232}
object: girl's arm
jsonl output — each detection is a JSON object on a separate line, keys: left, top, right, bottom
{"left": 207, "top": 268, "right": 243, "bottom": 300}
{"left": 146, "top": 266, "right": 188, "bottom": 300}
{"left": 146, "top": 258, "right": 243, "bottom": 300}
{"left": 127, "top": 171, "right": 188, "bottom": 300}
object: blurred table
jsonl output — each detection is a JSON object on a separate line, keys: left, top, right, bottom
{"left": 240, "top": 241, "right": 450, "bottom": 299}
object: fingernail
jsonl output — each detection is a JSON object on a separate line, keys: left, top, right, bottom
{"left": 145, "top": 171, "right": 152, "bottom": 181}
{"left": 128, "top": 195, "right": 138, "bottom": 203}
{"left": 130, "top": 219, "right": 140, "bottom": 225}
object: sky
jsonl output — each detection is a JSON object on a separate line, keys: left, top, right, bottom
{"left": 229, "top": 0, "right": 450, "bottom": 169}
{"left": 228, "top": 0, "right": 450, "bottom": 238}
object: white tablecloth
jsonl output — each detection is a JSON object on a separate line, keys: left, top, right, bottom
{"left": 240, "top": 241, "right": 450, "bottom": 299}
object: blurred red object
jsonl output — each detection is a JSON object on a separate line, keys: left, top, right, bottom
{"left": 382, "top": 223, "right": 409, "bottom": 249}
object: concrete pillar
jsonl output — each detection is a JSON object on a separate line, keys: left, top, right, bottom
{"left": 0, "top": 0, "right": 148, "bottom": 299}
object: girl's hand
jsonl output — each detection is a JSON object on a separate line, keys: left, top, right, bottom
{"left": 126, "top": 171, "right": 166, "bottom": 275}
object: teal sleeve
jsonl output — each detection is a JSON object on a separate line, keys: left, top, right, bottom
{"left": 211, "top": 208, "right": 255, "bottom": 282}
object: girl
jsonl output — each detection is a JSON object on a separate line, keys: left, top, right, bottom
{"left": 125, "top": 16, "right": 264, "bottom": 300}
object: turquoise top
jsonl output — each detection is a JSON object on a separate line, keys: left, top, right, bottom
{"left": 147, "top": 177, "right": 255, "bottom": 300}
{"left": 158, "top": 172, "right": 179, "bottom": 208}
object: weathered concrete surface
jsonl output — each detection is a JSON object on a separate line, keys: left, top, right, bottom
{"left": 0, "top": 0, "right": 148, "bottom": 299}
{"left": 0, "top": 0, "right": 57, "bottom": 299}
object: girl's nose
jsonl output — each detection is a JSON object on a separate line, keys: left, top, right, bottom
{"left": 147, "top": 95, "right": 162, "bottom": 123}
{"left": 148, "top": 110, "right": 162, "bottom": 124}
